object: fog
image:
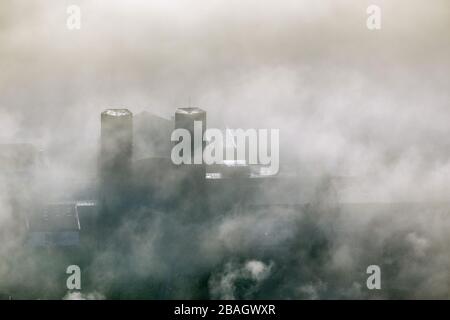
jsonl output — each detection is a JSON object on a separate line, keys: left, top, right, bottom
{"left": 0, "top": 0, "right": 449, "bottom": 299}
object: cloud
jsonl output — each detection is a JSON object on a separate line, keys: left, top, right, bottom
{"left": 0, "top": 0, "right": 449, "bottom": 299}
{"left": 209, "top": 260, "right": 273, "bottom": 299}
{"left": 63, "top": 291, "right": 105, "bottom": 300}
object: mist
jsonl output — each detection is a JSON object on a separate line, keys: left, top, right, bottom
{"left": 0, "top": 0, "right": 449, "bottom": 299}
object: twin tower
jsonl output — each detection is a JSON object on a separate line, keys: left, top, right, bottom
{"left": 99, "top": 107, "right": 207, "bottom": 222}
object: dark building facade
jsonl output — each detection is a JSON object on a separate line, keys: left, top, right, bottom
{"left": 174, "top": 107, "right": 206, "bottom": 163}
{"left": 100, "top": 109, "right": 133, "bottom": 214}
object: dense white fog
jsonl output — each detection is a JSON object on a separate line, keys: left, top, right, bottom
{"left": 0, "top": 0, "right": 449, "bottom": 299}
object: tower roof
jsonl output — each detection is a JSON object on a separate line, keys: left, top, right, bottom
{"left": 175, "top": 107, "right": 205, "bottom": 115}
{"left": 102, "top": 109, "right": 132, "bottom": 117}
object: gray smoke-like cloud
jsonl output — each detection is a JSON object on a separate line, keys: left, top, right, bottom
{"left": 0, "top": 0, "right": 449, "bottom": 299}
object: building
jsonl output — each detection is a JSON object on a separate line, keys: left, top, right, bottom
{"left": 26, "top": 203, "right": 81, "bottom": 247}
{"left": 100, "top": 109, "right": 133, "bottom": 213}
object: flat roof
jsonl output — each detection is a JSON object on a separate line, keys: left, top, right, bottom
{"left": 102, "top": 109, "right": 132, "bottom": 117}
